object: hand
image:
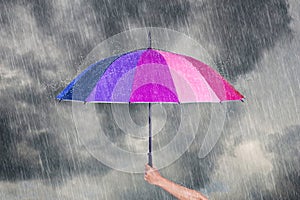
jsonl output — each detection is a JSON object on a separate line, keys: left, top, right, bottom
{"left": 144, "top": 164, "right": 208, "bottom": 200}
{"left": 144, "top": 164, "right": 163, "bottom": 186}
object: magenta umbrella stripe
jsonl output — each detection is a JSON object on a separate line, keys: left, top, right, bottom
{"left": 130, "top": 83, "right": 179, "bottom": 102}
{"left": 137, "top": 48, "right": 167, "bottom": 66}
{"left": 183, "top": 56, "right": 244, "bottom": 101}
{"left": 130, "top": 63, "right": 178, "bottom": 98}
{"left": 86, "top": 50, "right": 146, "bottom": 102}
{"left": 130, "top": 49, "right": 179, "bottom": 102}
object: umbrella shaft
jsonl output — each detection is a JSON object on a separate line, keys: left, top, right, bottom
{"left": 148, "top": 103, "right": 152, "bottom": 167}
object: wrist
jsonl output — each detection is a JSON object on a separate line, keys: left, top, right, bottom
{"left": 155, "top": 175, "right": 167, "bottom": 187}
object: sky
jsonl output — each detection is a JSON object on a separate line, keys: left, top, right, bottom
{"left": 0, "top": 0, "right": 299, "bottom": 199}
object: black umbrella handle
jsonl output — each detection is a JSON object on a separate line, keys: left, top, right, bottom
{"left": 148, "top": 152, "right": 152, "bottom": 167}
{"left": 148, "top": 103, "right": 153, "bottom": 167}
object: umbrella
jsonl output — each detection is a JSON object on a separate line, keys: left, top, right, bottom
{"left": 57, "top": 33, "right": 244, "bottom": 167}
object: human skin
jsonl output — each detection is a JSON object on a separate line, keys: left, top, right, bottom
{"left": 144, "top": 164, "right": 208, "bottom": 200}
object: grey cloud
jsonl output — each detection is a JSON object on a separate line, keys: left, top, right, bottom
{"left": 0, "top": 0, "right": 110, "bottom": 182}
{"left": 90, "top": 0, "right": 191, "bottom": 36}
{"left": 191, "top": 0, "right": 292, "bottom": 80}
{"left": 263, "top": 125, "right": 300, "bottom": 199}
{"left": 241, "top": 126, "right": 300, "bottom": 200}
{"left": 208, "top": 125, "right": 300, "bottom": 200}
{"left": 30, "top": 0, "right": 54, "bottom": 34}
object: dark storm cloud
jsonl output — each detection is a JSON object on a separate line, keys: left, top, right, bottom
{"left": 0, "top": 47, "right": 61, "bottom": 180}
{"left": 90, "top": 0, "right": 191, "bottom": 36}
{"left": 0, "top": 72, "right": 74, "bottom": 181}
{"left": 192, "top": 0, "right": 292, "bottom": 80}
{"left": 211, "top": 125, "right": 300, "bottom": 200}
{"left": 168, "top": 142, "right": 221, "bottom": 189}
{"left": 0, "top": 0, "right": 51, "bottom": 29}
{"left": 0, "top": 0, "right": 109, "bottom": 182}
{"left": 0, "top": 2, "right": 10, "bottom": 25}
{"left": 262, "top": 125, "right": 300, "bottom": 199}
{"left": 0, "top": 98, "right": 109, "bottom": 182}
{"left": 1, "top": 47, "right": 52, "bottom": 85}
{"left": 226, "top": 125, "right": 300, "bottom": 200}
{"left": 0, "top": 101, "right": 42, "bottom": 180}
{"left": 30, "top": 0, "right": 53, "bottom": 34}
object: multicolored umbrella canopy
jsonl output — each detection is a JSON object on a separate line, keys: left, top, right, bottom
{"left": 57, "top": 48, "right": 244, "bottom": 103}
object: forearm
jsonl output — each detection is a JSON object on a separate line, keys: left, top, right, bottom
{"left": 155, "top": 176, "right": 208, "bottom": 200}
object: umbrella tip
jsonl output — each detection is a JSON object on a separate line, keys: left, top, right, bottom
{"left": 241, "top": 98, "right": 245, "bottom": 102}
{"left": 59, "top": 99, "right": 62, "bottom": 102}
{"left": 148, "top": 31, "right": 152, "bottom": 48}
